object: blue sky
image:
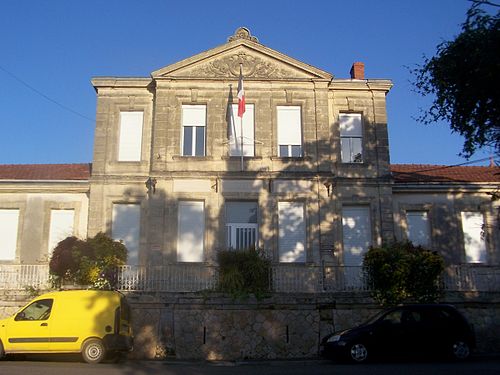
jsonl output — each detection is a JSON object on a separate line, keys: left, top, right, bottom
{"left": 0, "top": 0, "right": 492, "bottom": 166}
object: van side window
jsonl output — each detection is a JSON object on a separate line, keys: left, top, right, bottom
{"left": 15, "top": 299, "right": 53, "bottom": 321}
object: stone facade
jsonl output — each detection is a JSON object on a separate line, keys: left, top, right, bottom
{"left": 0, "top": 27, "right": 499, "bottom": 360}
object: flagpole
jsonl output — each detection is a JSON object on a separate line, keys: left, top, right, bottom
{"left": 238, "top": 63, "right": 244, "bottom": 172}
{"left": 240, "top": 115, "right": 244, "bottom": 171}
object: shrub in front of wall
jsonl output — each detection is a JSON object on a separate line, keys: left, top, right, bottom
{"left": 217, "top": 247, "right": 271, "bottom": 299}
{"left": 363, "top": 241, "right": 444, "bottom": 307}
{"left": 49, "top": 232, "right": 127, "bottom": 289}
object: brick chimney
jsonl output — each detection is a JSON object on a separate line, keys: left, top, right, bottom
{"left": 350, "top": 62, "right": 365, "bottom": 80}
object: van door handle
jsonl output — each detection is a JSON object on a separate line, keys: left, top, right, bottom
{"left": 40, "top": 323, "right": 48, "bottom": 327}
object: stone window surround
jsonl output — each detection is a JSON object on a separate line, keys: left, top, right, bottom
{"left": 398, "top": 203, "right": 434, "bottom": 249}
{"left": 40, "top": 201, "right": 83, "bottom": 263}
{"left": 275, "top": 104, "right": 304, "bottom": 159}
{"left": 337, "top": 200, "right": 379, "bottom": 266}
{"left": 110, "top": 101, "right": 152, "bottom": 167}
{"left": 105, "top": 195, "right": 146, "bottom": 265}
{"left": 176, "top": 199, "right": 207, "bottom": 264}
{"left": 455, "top": 203, "right": 491, "bottom": 265}
{"left": 338, "top": 112, "right": 364, "bottom": 164}
{"left": 0, "top": 201, "right": 26, "bottom": 264}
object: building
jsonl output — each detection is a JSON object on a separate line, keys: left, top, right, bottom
{"left": 1, "top": 28, "right": 499, "bottom": 358}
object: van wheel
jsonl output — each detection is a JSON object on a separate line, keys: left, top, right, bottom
{"left": 82, "top": 339, "right": 106, "bottom": 364}
{"left": 0, "top": 340, "right": 5, "bottom": 360}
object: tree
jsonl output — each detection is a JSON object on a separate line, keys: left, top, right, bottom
{"left": 363, "top": 242, "right": 444, "bottom": 307}
{"left": 49, "top": 232, "right": 127, "bottom": 289}
{"left": 413, "top": 1, "right": 500, "bottom": 158}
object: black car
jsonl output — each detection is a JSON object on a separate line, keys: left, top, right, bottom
{"left": 320, "top": 304, "right": 475, "bottom": 363}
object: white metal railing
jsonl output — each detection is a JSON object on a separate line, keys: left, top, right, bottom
{"left": 0, "top": 264, "right": 51, "bottom": 290}
{"left": 271, "top": 264, "right": 323, "bottom": 293}
{"left": 226, "top": 223, "right": 258, "bottom": 250}
{"left": 1, "top": 264, "right": 499, "bottom": 293}
{"left": 116, "top": 264, "right": 218, "bottom": 292}
{"left": 323, "top": 265, "right": 370, "bottom": 292}
{"left": 443, "top": 265, "right": 500, "bottom": 292}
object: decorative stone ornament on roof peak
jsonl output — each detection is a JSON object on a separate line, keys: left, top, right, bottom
{"left": 228, "top": 27, "right": 259, "bottom": 43}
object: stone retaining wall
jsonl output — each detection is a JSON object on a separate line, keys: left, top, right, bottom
{"left": 1, "top": 291, "right": 499, "bottom": 359}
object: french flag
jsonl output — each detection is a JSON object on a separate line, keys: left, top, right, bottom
{"left": 237, "top": 65, "right": 245, "bottom": 118}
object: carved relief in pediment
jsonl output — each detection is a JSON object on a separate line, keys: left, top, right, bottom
{"left": 182, "top": 52, "right": 303, "bottom": 79}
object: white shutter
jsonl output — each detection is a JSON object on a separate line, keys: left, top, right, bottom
{"left": 48, "top": 209, "right": 75, "bottom": 255}
{"left": 278, "top": 202, "right": 306, "bottom": 263}
{"left": 339, "top": 113, "right": 362, "bottom": 137}
{"left": 461, "top": 212, "right": 487, "bottom": 263}
{"left": 277, "top": 106, "right": 302, "bottom": 145}
{"left": 182, "top": 105, "right": 206, "bottom": 126}
{"left": 406, "top": 211, "right": 430, "bottom": 247}
{"left": 342, "top": 206, "right": 371, "bottom": 266}
{"left": 0, "top": 209, "right": 19, "bottom": 260}
{"left": 118, "top": 112, "right": 143, "bottom": 161}
{"left": 177, "top": 201, "right": 204, "bottom": 262}
{"left": 230, "top": 104, "right": 254, "bottom": 156}
{"left": 112, "top": 204, "right": 141, "bottom": 265}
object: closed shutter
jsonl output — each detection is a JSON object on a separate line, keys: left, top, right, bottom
{"left": 112, "top": 204, "right": 141, "bottom": 265}
{"left": 0, "top": 209, "right": 19, "bottom": 260}
{"left": 118, "top": 112, "right": 143, "bottom": 161}
{"left": 461, "top": 212, "right": 487, "bottom": 263}
{"left": 342, "top": 206, "right": 371, "bottom": 266}
{"left": 177, "top": 201, "right": 204, "bottom": 262}
{"left": 182, "top": 105, "right": 206, "bottom": 156}
{"left": 277, "top": 106, "right": 302, "bottom": 156}
{"left": 182, "top": 105, "right": 206, "bottom": 126}
{"left": 278, "top": 202, "right": 306, "bottom": 263}
{"left": 406, "top": 211, "right": 430, "bottom": 247}
{"left": 48, "top": 209, "right": 75, "bottom": 254}
{"left": 339, "top": 113, "right": 362, "bottom": 137}
{"left": 229, "top": 104, "right": 254, "bottom": 156}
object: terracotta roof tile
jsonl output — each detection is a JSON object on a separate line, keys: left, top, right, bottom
{"left": 0, "top": 164, "right": 91, "bottom": 181}
{"left": 391, "top": 164, "right": 500, "bottom": 183}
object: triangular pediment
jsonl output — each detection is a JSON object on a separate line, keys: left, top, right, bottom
{"left": 152, "top": 28, "right": 333, "bottom": 81}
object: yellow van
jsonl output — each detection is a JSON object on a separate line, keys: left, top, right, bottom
{"left": 0, "top": 290, "right": 133, "bottom": 363}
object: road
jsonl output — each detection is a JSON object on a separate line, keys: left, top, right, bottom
{"left": 1, "top": 357, "right": 500, "bottom": 375}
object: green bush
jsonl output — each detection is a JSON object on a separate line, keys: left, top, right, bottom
{"left": 217, "top": 247, "right": 271, "bottom": 299}
{"left": 49, "top": 232, "right": 127, "bottom": 289}
{"left": 363, "top": 241, "right": 444, "bottom": 307}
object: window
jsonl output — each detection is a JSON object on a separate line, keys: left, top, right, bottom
{"left": 15, "top": 299, "right": 53, "bottom": 321}
{"left": 182, "top": 105, "right": 206, "bottom": 156}
{"left": 226, "top": 201, "right": 258, "bottom": 249}
{"left": 0, "top": 209, "right": 19, "bottom": 261}
{"left": 461, "top": 211, "right": 487, "bottom": 263}
{"left": 278, "top": 202, "right": 306, "bottom": 262}
{"left": 229, "top": 104, "right": 254, "bottom": 157}
{"left": 48, "top": 209, "right": 75, "bottom": 255}
{"left": 406, "top": 211, "right": 430, "bottom": 247}
{"left": 277, "top": 106, "right": 302, "bottom": 157}
{"left": 342, "top": 206, "right": 371, "bottom": 287}
{"left": 340, "top": 113, "right": 363, "bottom": 163}
{"left": 112, "top": 203, "right": 141, "bottom": 265}
{"left": 118, "top": 111, "right": 143, "bottom": 161}
{"left": 177, "top": 201, "right": 204, "bottom": 262}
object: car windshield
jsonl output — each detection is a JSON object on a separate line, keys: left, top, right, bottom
{"left": 362, "top": 310, "right": 388, "bottom": 325}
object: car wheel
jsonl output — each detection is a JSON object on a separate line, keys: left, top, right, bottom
{"left": 0, "top": 340, "right": 5, "bottom": 360}
{"left": 82, "top": 338, "right": 107, "bottom": 364}
{"left": 451, "top": 340, "right": 470, "bottom": 360}
{"left": 349, "top": 343, "right": 369, "bottom": 363}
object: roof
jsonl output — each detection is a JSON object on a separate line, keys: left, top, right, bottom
{"left": 0, "top": 163, "right": 498, "bottom": 184}
{"left": 0, "top": 164, "right": 91, "bottom": 181}
{"left": 391, "top": 164, "right": 500, "bottom": 184}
